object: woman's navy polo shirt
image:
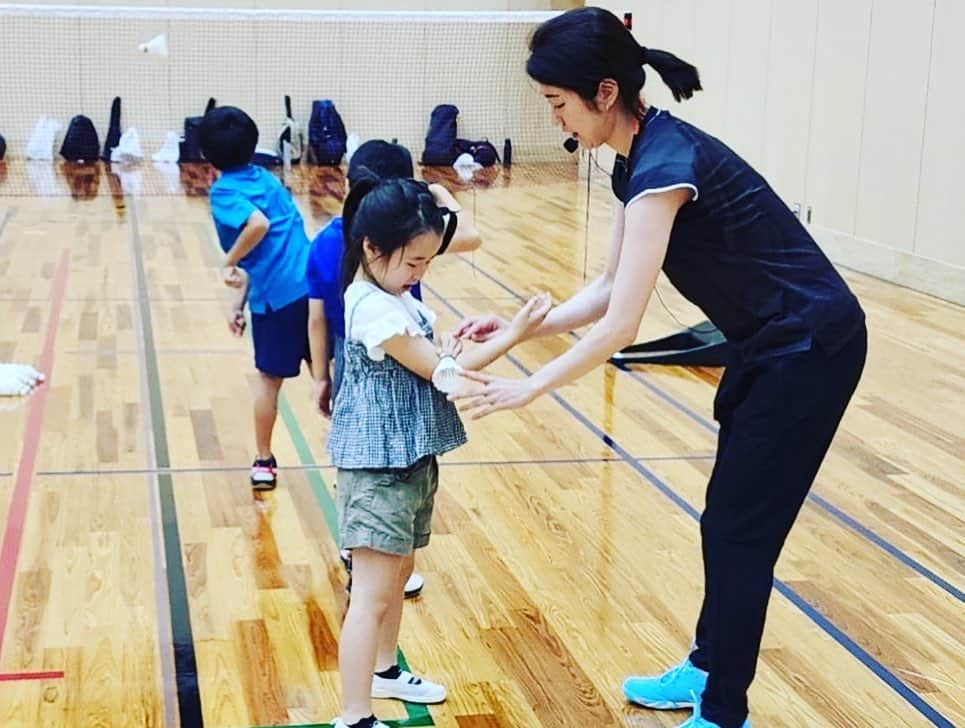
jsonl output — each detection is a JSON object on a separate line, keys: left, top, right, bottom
{"left": 612, "top": 107, "right": 864, "bottom": 362}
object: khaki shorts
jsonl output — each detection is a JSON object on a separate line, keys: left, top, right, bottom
{"left": 337, "top": 456, "right": 439, "bottom": 556}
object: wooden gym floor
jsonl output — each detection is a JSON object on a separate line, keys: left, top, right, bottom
{"left": 0, "top": 161, "right": 961, "bottom": 727}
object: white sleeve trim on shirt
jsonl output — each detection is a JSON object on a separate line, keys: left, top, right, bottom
{"left": 625, "top": 183, "right": 699, "bottom": 209}
{"left": 345, "top": 282, "right": 430, "bottom": 361}
{"left": 359, "top": 311, "right": 427, "bottom": 361}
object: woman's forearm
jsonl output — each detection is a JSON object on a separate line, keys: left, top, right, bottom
{"left": 529, "top": 189, "right": 685, "bottom": 395}
{"left": 528, "top": 275, "right": 611, "bottom": 339}
{"left": 529, "top": 315, "right": 634, "bottom": 395}
{"left": 456, "top": 328, "right": 519, "bottom": 371}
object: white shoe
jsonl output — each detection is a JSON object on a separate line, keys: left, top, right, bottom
{"left": 404, "top": 572, "right": 424, "bottom": 599}
{"left": 371, "top": 669, "right": 446, "bottom": 703}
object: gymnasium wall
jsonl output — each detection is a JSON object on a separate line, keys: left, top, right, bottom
{"left": 596, "top": 0, "right": 964, "bottom": 304}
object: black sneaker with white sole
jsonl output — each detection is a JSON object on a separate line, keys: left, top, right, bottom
{"left": 250, "top": 455, "right": 277, "bottom": 490}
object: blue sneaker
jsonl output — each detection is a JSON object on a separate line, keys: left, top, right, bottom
{"left": 676, "top": 696, "right": 751, "bottom": 727}
{"left": 623, "top": 658, "right": 708, "bottom": 709}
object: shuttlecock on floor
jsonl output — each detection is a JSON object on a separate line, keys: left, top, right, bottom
{"left": 26, "top": 117, "right": 61, "bottom": 160}
{"left": 111, "top": 128, "right": 144, "bottom": 164}
{"left": 152, "top": 131, "right": 180, "bottom": 163}
{"left": 153, "top": 160, "right": 181, "bottom": 193}
{"left": 138, "top": 33, "right": 168, "bottom": 57}
{"left": 0, "top": 363, "right": 45, "bottom": 396}
{"left": 453, "top": 152, "right": 480, "bottom": 182}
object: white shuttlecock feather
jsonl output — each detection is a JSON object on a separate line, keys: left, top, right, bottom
{"left": 138, "top": 33, "right": 168, "bottom": 57}
{"left": 453, "top": 153, "right": 480, "bottom": 182}
{"left": 0, "top": 363, "right": 45, "bottom": 396}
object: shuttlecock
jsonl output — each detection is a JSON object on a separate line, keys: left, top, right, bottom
{"left": 138, "top": 33, "right": 168, "bottom": 57}
{"left": 111, "top": 127, "right": 144, "bottom": 164}
{"left": 0, "top": 363, "right": 45, "bottom": 396}
{"left": 431, "top": 356, "right": 464, "bottom": 394}
{"left": 345, "top": 133, "right": 361, "bottom": 164}
{"left": 153, "top": 160, "right": 181, "bottom": 193}
{"left": 26, "top": 117, "right": 61, "bottom": 160}
{"left": 453, "top": 152, "right": 480, "bottom": 182}
{"left": 152, "top": 131, "right": 180, "bottom": 163}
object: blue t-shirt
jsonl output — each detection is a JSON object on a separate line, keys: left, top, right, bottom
{"left": 307, "top": 218, "right": 345, "bottom": 347}
{"left": 613, "top": 107, "right": 863, "bottom": 362}
{"left": 210, "top": 164, "right": 309, "bottom": 314}
{"left": 306, "top": 215, "right": 422, "bottom": 349}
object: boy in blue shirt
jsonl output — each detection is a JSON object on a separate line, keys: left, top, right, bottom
{"left": 200, "top": 106, "right": 312, "bottom": 490}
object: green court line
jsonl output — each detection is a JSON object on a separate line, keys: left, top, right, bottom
{"left": 277, "top": 394, "right": 434, "bottom": 728}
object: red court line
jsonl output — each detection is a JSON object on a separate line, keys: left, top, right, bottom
{"left": 0, "top": 670, "right": 64, "bottom": 682}
{"left": 0, "top": 250, "right": 69, "bottom": 662}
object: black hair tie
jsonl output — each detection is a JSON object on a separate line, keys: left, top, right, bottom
{"left": 639, "top": 46, "right": 649, "bottom": 65}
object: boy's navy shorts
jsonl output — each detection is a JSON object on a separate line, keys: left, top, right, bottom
{"left": 251, "top": 295, "right": 311, "bottom": 378}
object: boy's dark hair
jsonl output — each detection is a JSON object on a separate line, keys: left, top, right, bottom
{"left": 347, "top": 140, "right": 414, "bottom": 187}
{"left": 198, "top": 106, "right": 258, "bottom": 170}
{"left": 527, "top": 7, "right": 701, "bottom": 113}
{"left": 341, "top": 172, "right": 455, "bottom": 292}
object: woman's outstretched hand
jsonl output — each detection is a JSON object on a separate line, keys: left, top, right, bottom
{"left": 507, "top": 293, "right": 551, "bottom": 341}
{"left": 453, "top": 290, "right": 551, "bottom": 343}
{"left": 452, "top": 314, "right": 510, "bottom": 343}
{"left": 449, "top": 369, "right": 538, "bottom": 419}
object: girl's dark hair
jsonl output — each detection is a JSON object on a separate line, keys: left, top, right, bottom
{"left": 341, "top": 171, "right": 457, "bottom": 292}
{"left": 348, "top": 140, "right": 414, "bottom": 187}
{"left": 526, "top": 6, "right": 701, "bottom": 113}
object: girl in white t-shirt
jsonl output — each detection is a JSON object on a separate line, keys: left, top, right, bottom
{"left": 328, "top": 172, "right": 549, "bottom": 728}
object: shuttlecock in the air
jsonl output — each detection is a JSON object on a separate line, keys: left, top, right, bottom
{"left": 138, "top": 33, "right": 168, "bottom": 57}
